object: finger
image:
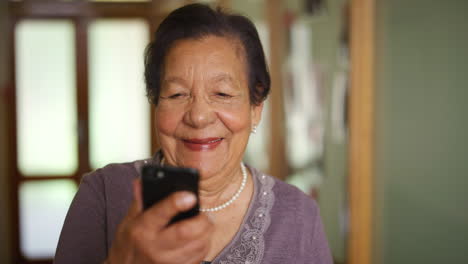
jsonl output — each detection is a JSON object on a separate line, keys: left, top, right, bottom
{"left": 158, "top": 213, "right": 214, "bottom": 249}
{"left": 123, "top": 179, "right": 143, "bottom": 222}
{"left": 181, "top": 237, "right": 211, "bottom": 264}
{"left": 139, "top": 191, "right": 197, "bottom": 230}
{"left": 132, "top": 178, "right": 143, "bottom": 212}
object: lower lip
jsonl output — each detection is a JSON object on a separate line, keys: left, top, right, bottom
{"left": 183, "top": 139, "right": 223, "bottom": 151}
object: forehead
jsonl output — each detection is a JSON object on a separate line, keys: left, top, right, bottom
{"left": 163, "top": 35, "right": 247, "bottom": 80}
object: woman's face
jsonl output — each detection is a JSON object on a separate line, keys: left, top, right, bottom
{"left": 155, "top": 35, "right": 263, "bottom": 180}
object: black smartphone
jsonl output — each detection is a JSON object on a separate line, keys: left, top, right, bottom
{"left": 141, "top": 165, "right": 200, "bottom": 225}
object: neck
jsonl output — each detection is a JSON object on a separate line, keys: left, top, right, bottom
{"left": 198, "top": 164, "right": 244, "bottom": 210}
{"left": 159, "top": 154, "right": 248, "bottom": 211}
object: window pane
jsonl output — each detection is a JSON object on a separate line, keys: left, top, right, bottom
{"left": 19, "top": 180, "right": 77, "bottom": 259}
{"left": 89, "top": 19, "right": 150, "bottom": 169}
{"left": 15, "top": 20, "right": 78, "bottom": 176}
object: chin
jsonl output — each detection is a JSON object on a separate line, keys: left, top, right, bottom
{"left": 179, "top": 156, "right": 222, "bottom": 178}
{"left": 194, "top": 163, "right": 220, "bottom": 180}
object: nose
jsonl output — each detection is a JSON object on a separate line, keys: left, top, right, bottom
{"left": 183, "top": 95, "right": 216, "bottom": 128}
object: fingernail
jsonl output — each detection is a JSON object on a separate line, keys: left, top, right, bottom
{"left": 179, "top": 192, "right": 196, "bottom": 207}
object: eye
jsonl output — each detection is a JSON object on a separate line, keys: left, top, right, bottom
{"left": 166, "top": 93, "right": 186, "bottom": 99}
{"left": 216, "top": 92, "right": 233, "bottom": 98}
{"left": 169, "top": 93, "right": 181, "bottom": 99}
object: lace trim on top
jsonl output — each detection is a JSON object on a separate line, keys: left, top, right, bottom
{"left": 217, "top": 171, "right": 275, "bottom": 264}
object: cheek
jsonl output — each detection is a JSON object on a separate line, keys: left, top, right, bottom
{"left": 155, "top": 107, "right": 181, "bottom": 136}
{"left": 217, "top": 107, "right": 252, "bottom": 133}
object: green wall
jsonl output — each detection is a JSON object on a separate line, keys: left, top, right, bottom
{"left": 375, "top": 0, "right": 468, "bottom": 263}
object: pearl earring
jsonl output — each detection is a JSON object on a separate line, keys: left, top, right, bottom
{"left": 251, "top": 125, "right": 257, "bottom": 134}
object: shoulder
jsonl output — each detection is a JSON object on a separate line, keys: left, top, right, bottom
{"left": 249, "top": 166, "right": 320, "bottom": 223}
{"left": 77, "top": 159, "right": 145, "bottom": 211}
{"left": 55, "top": 160, "right": 146, "bottom": 264}
{"left": 269, "top": 174, "right": 319, "bottom": 218}
{"left": 80, "top": 159, "right": 144, "bottom": 190}
{"left": 69, "top": 160, "right": 143, "bottom": 214}
{"left": 249, "top": 168, "right": 331, "bottom": 262}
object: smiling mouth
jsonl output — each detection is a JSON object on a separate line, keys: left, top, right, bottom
{"left": 182, "top": 137, "right": 224, "bottom": 151}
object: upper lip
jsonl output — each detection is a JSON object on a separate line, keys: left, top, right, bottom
{"left": 183, "top": 138, "right": 223, "bottom": 144}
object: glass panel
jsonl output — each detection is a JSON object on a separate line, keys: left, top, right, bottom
{"left": 15, "top": 20, "right": 78, "bottom": 176}
{"left": 89, "top": 19, "right": 150, "bottom": 169}
{"left": 19, "top": 180, "right": 77, "bottom": 259}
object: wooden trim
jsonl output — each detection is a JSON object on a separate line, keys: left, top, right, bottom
{"left": 7, "top": 14, "right": 21, "bottom": 264}
{"left": 217, "top": 0, "right": 231, "bottom": 9}
{"left": 21, "top": 260, "right": 53, "bottom": 264}
{"left": 8, "top": 1, "right": 160, "bottom": 18}
{"left": 19, "top": 176, "right": 76, "bottom": 182}
{"left": 75, "top": 17, "right": 91, "bottom": 181}
{"left": 347, "top": 0, "right": 375, "bottom": 264}
{"left": 266, "top": 0, "right": 288, "bottom": 180}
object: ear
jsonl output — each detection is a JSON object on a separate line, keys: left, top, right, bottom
{"left": 250, "top": 101, "right": 264, "bottom": 128}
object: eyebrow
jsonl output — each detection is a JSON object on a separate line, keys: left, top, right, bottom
{"left": 162, "top": 76, "right": 187, "bottom": 86}
{"left": 211, "top": 73, "right": 235, "bottom": 83}
{"left": 211, "top": 73, "right": 239, "bottom": 89}
{"left": 163, "top": 73, "right": 236, "bottom": 86}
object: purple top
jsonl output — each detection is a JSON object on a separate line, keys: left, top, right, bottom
{"left": 54, "top": 156, "right": 333, "bottom": 264}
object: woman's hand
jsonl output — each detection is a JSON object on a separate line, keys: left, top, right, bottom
{"left": 106, "top": 179, "right": 213, "bottom": 264}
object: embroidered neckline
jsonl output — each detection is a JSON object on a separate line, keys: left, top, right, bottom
{"left": 216, "top": 168, "right": 275, "bottom": 264}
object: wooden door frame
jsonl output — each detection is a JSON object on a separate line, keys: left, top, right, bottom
{"left": 348, "top": 0, "right": 375, "bottom": 264}
{"left": 6, "top": 1, "right": 162, "bottom": 263}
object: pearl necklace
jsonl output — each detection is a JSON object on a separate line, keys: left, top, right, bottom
{"left": 199, "top": 163, "right": 248, "bottom": 212}
{"left": 159, "top": 157, "right": 248, "bottom": 212}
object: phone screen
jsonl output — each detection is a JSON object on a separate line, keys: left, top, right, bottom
{"left": 141, "top": 165, "right": 200, "bottom": 225}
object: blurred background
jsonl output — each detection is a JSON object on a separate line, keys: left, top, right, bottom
{"left": 0, "top": 0, "right": 467, "bottom": 263}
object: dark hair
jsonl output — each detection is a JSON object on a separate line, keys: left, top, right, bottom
{"left": 144, "top": 3, "right": 270, "bottom": 106}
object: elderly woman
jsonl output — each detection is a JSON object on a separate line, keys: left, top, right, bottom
{"left": 54, "top": 4, "right": 332, "bottom": 264}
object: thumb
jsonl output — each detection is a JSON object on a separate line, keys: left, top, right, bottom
{"left": 141, "top": 191, "right": 197, "bottom": 230}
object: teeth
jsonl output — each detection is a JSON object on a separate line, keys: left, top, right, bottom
{"left": 208, "top": 138, "right": 222, "bottom": 143}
